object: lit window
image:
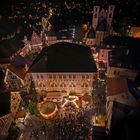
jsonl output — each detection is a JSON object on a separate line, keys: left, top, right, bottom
{"left": 63, "top": 75, "right": 66, "bottom": 79}
{"left": 51, "top": 83, "right": 57, "bottom": 87}
{"left": 82, "top": 83, "right": 88, "bottom": 87}
{"left": 117, "top": 63, "right": 121, "bottom": 67}
{"left": 69, "top": 83, "right": 75, "bottom": 87}
{"left": 82, "top": 75, "right": 85, "bottom": 79}
{"left": 126, "top": 50, "right": 129, "bottom": 55}
{"left": 60, "top": 83, "right": 66, "bottom": 87}
{"left": 37, "top": 74, "right": 39, "bottom": 79}
{"left": 73, "top": 75, "right": 76, "bottom": 79}
{"left": 86, "top": 75, "right": 89, "bottom": 79}
{"left": 40, "top": 75, "right": 43, "bottom": 79}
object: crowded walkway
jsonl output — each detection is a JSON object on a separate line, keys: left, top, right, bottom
{"left": 17, "top": 104, "right": 93, "bottom": 140}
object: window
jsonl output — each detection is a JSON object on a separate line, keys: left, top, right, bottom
{"left": 63, "top": 75, "right": 66, "bottom": 79}
{"left": 60, "top": 83, "right": 66, "bottom": 87}
{"left": 112, "top": 45, "right": 115, "bottom": 48}
{"left": 94, "top": 14, "right": 97, "bottom": 18}
{"left": 40, "top": 75, "right": 43, "bottom": 79}
{"left": 126, "top": 50, "right": 129, "bottom": 55}
{"left": 69, "top": 83, "right": 75, "bottom": 87}
{"left": 114, "top": 71, "right": 120, "bottom": 75}
{"left": 117, "top": 63, "right": 121, "bottom": 67}
{"left": 73, "top": 75, "right": 76, "bottom": 79}
{"left": 82, "top": 83, "right": 88, "bottom": 87}
{"left": 82, "top": 75, "right": 85, "bottom": 79}
{"left": 37, "top": 74, "right": 39, "bottom": 79}
{"left": 51, "top": 83, "right": 57, "bottom": 87}
{"left": 114, "top": 71, "right": 117, "bottom": 75}
{"left": 86, "top": 75, "right": 89, "bottom": 79}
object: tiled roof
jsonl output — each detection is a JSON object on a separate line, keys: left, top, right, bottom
{"left": 87, "top": 26, "right": 96, "bottom": 38}
{"left": 8, "top": 64, "right": 26, "bottom": 80}
{"left": 29, "top": 42, "right": 97, "bottom": 73}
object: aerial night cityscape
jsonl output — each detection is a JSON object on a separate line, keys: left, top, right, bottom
{"left": 0, "top": 0, "right": 140, "bottom": 140}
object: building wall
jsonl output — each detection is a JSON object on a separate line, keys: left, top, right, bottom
{"left": 0, "top": 92, "right": 21, "bottom": 138}
{"left": 47, "top": 36, "right": 57, "bottom": 45}
{"left": 95, "top": 31, "right": 105, "bottom": 46}
{"left": 29, "top": 73, "right": 96, "bottom": 96}
{"left": 107, "top": 67, "right": 138, "bottom": 80}
{"left": 0, "top": 113, "right": 13, "bottom": 138}
{"left": 99, "top": 49, "right": 109, "bottom": 63}
{"left": 86, "top": 38, "right": 95, "bottom": 46}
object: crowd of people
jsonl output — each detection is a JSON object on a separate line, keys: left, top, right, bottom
{"left": 52, "top": 106, "right": 93, "bottom": 140}
{"left": 16, "top": 104, "right": 94, "bottom": 140}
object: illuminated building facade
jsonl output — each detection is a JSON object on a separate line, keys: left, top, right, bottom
{"left": 27, "top": 42, "right": 97, "bottom": 101}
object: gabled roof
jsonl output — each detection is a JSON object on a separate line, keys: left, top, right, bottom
{"left": 31, "top": 31, "right": 42, "bottom": 45}
{"left": 87, "top": 26, "right": 96, "bottom": 39}
{"left": 8, "top": 64, "right": 26, "bottom": 80}
{"left": 8, "top": 54, "right": 32, "bottom": 80}
{"left": 29, "top": 42, "right": 97, "bottom": 73}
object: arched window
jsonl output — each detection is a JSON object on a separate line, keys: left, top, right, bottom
{"left": 69, "top": 83, "right": 76, "bottom": 87}
{"left": 51, "top": 83, "right": 57, "bottom": 87}
{"left": 60, "top": 83, "right": 66, "bottom": 87}
{"left": 82, "top": 83, "right": 89, "bottom": 87}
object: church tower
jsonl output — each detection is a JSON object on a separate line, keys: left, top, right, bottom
{"left": 107, "top": 5, "right": 115, "bottom": 27}
{"left": 92, "top": 6, "right": 100, "bottom": 30}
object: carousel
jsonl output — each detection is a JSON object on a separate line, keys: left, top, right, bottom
{"left": 37, "top": 101, "right": 58, "bottom": 120}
